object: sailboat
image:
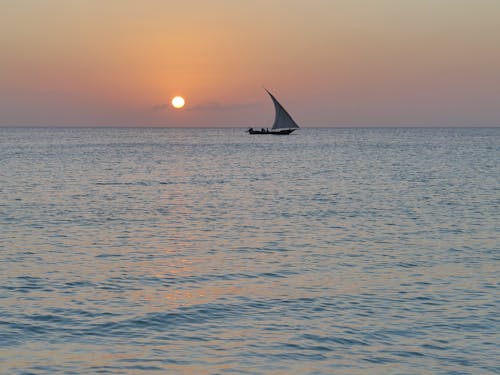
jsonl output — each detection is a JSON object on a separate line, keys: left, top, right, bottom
{"left": 248, "top": 89, "right": 300, "bottom": 135}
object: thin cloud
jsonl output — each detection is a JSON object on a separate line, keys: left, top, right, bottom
{"left": 187, "top": 101, "right": 259, "bottom": 111}
{"left": 151, "top": 103, "right": 169, "bottom": 111}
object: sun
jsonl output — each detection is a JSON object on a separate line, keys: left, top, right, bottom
{"left": 171, "top": 96, "right": 185, "bottom": 109}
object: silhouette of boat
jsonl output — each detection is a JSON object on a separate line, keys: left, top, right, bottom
{"left": 248, "top": 89, "right": 300, "bottom": 135}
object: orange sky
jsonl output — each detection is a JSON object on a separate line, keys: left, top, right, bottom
{"left": 1, "top": 0, "right": 499, "bottom": 127}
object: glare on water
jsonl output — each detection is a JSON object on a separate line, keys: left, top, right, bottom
{"left": 0, "top": 127, "right": 498, "bottom": 374}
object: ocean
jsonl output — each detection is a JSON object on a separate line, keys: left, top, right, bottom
{"left": 0, "top": 127, "right": 498, "bottom": 374}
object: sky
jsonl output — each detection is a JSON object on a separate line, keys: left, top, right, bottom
{"left": 1, "top": 0, "right": 499, "bottom": 127}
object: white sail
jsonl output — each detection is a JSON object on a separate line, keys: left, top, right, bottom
{"left": 266, "top": 90, "right": 300, "bottom": 130}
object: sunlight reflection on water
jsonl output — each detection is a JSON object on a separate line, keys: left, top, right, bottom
{"left": 0, "top": 127, "right": 499, "bottom": 374}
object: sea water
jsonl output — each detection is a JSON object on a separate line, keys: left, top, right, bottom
{"left": 0, "top": 127, "right": 498, "bottom": 374}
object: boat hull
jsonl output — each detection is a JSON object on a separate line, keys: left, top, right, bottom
{"left": 248, "top": 129, "right": 296, "bottom": 135}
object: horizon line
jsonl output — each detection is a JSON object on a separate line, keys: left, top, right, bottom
{"left": 1, "top": 125, "right": 499, "bottom": 129}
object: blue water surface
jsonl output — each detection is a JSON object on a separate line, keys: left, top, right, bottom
{"left": 0, "top": 127, "right": 498, "bottom": 374}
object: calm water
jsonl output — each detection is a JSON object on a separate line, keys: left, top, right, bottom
{"left": 0, "top": 127, "right": 498, "bottom": 374}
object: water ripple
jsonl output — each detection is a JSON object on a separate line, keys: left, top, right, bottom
{"left": 1, "top": 127, "right": 498, "bottom": 374}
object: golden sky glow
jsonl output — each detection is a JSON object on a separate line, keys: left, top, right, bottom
{"left": 1, "top": 0, "right": 499, "bottom": 126}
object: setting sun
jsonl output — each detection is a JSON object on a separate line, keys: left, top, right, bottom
{"left": 171, "top": 96, "right": 185, "bottom": 109}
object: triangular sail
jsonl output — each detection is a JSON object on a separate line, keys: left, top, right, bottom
{"left": 266, "top": 90, "right": 300, "bottom": 130}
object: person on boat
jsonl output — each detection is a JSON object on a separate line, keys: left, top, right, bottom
{"left": 248, "top": 127, "right": 253, "bottom": 133}
{"left": 261, "top": 128, "right": 265, "bottom": 133}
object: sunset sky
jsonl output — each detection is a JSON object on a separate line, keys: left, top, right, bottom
{"left": 1, "top": 0, "right": 499, "bottom": 127}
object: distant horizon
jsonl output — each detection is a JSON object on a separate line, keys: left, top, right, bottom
{"left": 1, "top": 124, "right": 499, "bottom": 129}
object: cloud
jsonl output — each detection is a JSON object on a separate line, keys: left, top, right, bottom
{"left": 150, "top": 101, "right": 259, "bottom": 113}
{"left": 151, "top": 103, "right": 169, "bottom": 111}
{"left": 186, "top": 101, "right": 259, "bottom": 111}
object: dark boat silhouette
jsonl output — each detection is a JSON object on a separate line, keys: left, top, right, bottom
{"left": 248, "top": 89, "right": 300, "bottom": 135}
